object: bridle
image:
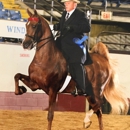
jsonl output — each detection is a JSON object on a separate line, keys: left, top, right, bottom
{"left": 25, "top": 17, "right": 53, "bottom": 50}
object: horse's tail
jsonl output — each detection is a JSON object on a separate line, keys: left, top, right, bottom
{"left": 90, "top": 42, "right": 110, "bottom": 61}
{"left": 103, "top": 68, "right": 129, "bottom": 114}
{"left": 91, "top": 42, "right": 129, "bottom": 114}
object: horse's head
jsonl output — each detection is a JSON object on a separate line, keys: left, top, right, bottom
{"left": 22, "top": 9, "right": 45, "bottom": 50}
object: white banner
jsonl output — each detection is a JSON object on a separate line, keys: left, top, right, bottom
{"left": 0, "top": 20, "right": 26, "bottom": 39}
{"left": 0, "top": 19, "right": 54, "bottom": 39}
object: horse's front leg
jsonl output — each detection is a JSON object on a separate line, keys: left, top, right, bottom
{"left": 14, "top": 73, "right": 39, "bottom": 95}
{"left": 47, "top": 89, "right": 57, "bottom": 130}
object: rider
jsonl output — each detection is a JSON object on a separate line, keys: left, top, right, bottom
{"left": 54, "top": 0, "right": 93, "bottom": 96}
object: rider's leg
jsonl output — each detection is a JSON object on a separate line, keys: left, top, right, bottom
{"left": 69, "top": 63, "right": 87, "bottom": 95}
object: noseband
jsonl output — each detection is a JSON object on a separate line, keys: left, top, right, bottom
{"left": 25, "top": 17, "right": 53, "bottom": 50}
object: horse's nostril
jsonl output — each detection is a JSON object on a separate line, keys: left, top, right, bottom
{"left": 22, "top": 40, "right": 33, "bottom": 50}
{"left": 22, "top": 41, "right": 32, "bottom": 49}
{"left": 24, "top": 44, "right": 28, "bottom": 48}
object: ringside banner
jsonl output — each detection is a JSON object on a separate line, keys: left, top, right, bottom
{"left": 0, "top": 20, "right": 53, "bottom": 39}
{"left": 0, "top": 20, "right": 26, "bottom": 38}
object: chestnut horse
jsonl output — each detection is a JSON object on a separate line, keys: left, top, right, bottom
{"left": 14, "top": 9, "right": 129, "bottom": 130}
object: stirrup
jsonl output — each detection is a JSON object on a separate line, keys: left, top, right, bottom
{"left": 78, "top": 89, "right": 87, "bottom": 96}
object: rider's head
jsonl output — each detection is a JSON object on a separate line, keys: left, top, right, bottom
{"left": 61, "top": 0, "right": 80, "bottom": 12}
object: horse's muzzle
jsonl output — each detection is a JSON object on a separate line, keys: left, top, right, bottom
{"left": 22, "top": 40, "right": 33, "bottom": 50}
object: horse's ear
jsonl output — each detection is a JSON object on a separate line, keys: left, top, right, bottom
{"left": 34, "top": 9, "right": 38, "bottom": 16}
{"left": 27, "top": 9, "right": 32, "bottom": 17}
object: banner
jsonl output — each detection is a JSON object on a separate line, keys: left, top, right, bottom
{"left": 0, "top": 19, "right": 53, "bottom": 39}
{"left": 0, "top": 20, "right": 26, "bottom": 38}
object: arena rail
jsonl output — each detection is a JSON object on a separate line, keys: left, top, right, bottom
{"left": 96, "top": 31, "right": 130, "bottom": 54}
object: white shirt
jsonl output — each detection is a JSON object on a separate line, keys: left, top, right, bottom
{"left": 66, "top": 9, "right": 75, "bottom": 19}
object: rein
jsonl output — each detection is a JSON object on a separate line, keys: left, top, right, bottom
{"left": 36, "top": 36, "right": 53, "bottom": 51}
{"left": 25, "top": 33, "right": 53, "bottom": 50}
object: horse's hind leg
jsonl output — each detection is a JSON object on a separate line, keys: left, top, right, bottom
{"left": 83, "top": 109, "right": 93, "bottom": 128}
{"left": 84, "top": 96, "right": 103, "bottom": 130}
{"left": 95, "top": 108, "right": 103, "bottom": 130}
{"left": 14, "top": 73, "right": 39, "bottom": 95}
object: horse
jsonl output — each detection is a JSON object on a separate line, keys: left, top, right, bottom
{"left": 14, "top": 9, "right": 129, "bottom": 130}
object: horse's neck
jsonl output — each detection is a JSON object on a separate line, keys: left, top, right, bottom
{"left": 35, "top": 33, "right": 57, "bottom": 61}
{"left": 34, "top": 25, "right": 66, "bottom": 66}
{"left": 38, "top": 27, "right": 53, "bottom": 50}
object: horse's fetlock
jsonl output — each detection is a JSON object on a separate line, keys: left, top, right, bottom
{"left": 47, "top": 113, "right": 54, "bottom": 121}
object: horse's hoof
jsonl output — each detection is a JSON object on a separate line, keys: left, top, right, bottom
{"left": 83, "top": 121, "right": 92, "bottom": 129}
{"left": 19, "top": 86, "right": 27, "bottom": 94}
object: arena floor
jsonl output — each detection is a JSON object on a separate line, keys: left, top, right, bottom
{"left": 0, "top": 110, "right": 129, "bottom": 130}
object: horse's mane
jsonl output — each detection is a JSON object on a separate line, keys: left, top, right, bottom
{"left": 90, "top": 42, "right": 110, "bottom": 61}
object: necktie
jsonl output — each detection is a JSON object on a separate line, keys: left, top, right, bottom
{"left": 65, "top": 13, "right": 69, "bottom": 21}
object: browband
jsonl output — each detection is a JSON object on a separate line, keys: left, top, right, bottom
{"left": 28, "top": 17, "right": 39, "bottom": 22}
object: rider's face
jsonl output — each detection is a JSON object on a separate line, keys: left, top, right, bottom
{"left": 64, "top": 1, "right": 77, "bottom": 12}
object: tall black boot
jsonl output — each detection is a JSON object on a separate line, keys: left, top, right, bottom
{"left": 84, "top": 67, "right": 94, "bottom": 96}
{"left": 70, "top": 63, "right": 87, "bottom": 96}
{"left": 77, "top": 64, "right": 94, "bottom": 96}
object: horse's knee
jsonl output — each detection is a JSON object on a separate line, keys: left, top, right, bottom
{"left": 14, "top": 73, "right": 21, "bottom": 80}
